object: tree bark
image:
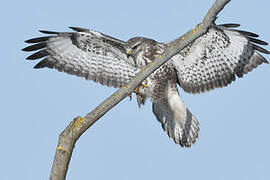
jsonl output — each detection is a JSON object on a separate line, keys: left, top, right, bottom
{"left": 49, "top": 0, "right": 231, "bottom": 179}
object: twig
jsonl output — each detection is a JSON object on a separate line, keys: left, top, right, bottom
{"left": 49, "top": 0, "right": 231, "bottom": 179}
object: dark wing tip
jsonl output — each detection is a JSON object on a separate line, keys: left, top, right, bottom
{"left": 22, "top": 42, "right": 46, "bottom": 52}
{"left": 34, "top": 58, "right": 55, "bottom": 69}
{"left": 34, "top": 60, "right": 46, "bottom": 69}
{"left": 69, "top": 27, "right": 90, "bottom": 32}
{"left": 25, "top": 36, "right": 51, "bottom": 43}
{"left": 26, "top": 49, "right": 49, "bottom": 60}
{"left": 234, "top": 30, "right": 259, "bottom": 38}
{"left": 253, "top": 44, "right": 270, "bottom": 54}
{"left": 218, "top": 23, "right": 241, "bottom": 28}
{"left": 39, "top": 30, "right": 59, "bottom": 34}
{"left": 248, "top": 37, "right": 268, "bottom": 46}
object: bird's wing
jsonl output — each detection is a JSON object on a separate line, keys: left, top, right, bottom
{"left": 152, "top": 81, "right": 199, "bottom": 147}
{"left": 171, "top": 24, "right": 269, "bottom": 94}
{"left": 23, "top": 27, "right": 138, "bottom": 88}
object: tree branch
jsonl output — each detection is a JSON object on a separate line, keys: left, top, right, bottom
{"left": 49, "top": 0, "right": 231, "bottom": 179}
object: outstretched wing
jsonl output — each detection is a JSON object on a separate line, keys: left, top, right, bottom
{"left": 172, "top": 24, "right": 269, "bottom": 94}
{"left": 23, "top": 27, "right": 138, "bottom": 88}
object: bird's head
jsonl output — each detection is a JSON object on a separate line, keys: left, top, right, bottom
{"left": 125, "top": 37, "right": 145, "bottom": 58}
{"left": 124, "top": 37, "right": 164, "bottom": 68}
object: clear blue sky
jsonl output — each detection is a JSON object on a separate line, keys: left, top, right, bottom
{"left": 1, "top": 0, "right": 269, "bottom": 179}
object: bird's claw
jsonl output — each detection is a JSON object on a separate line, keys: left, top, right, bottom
{"left": 141, "top": 83, "right": 148, "bottom": 88}
{"left": 134, "top": 86, "right": 140, "bottom": 94}
{"left": 134, "top": 83, "right": 147, "bottom": 94}
{"left": 128, "top": 83, "right": 147, "bottom": 102}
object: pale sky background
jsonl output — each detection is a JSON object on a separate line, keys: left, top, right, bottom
{"left": 1, "top": 0, "right": 269, "bottom": 179}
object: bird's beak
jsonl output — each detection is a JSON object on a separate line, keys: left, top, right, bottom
{"left": 126, "top": 50, "right": 132, "bottom": 55}
{"left": 126, "top": 50, "right": 132, "bottom": 58}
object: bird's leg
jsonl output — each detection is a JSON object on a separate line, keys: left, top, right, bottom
{"left": 127, "top": 83, "right": 147, "bottom": 101}
{"left": 134, "top": 83, "right": 148, "bottom": 94}
{"left": 134, "top": 86, "right": 140, "bottom": 94}
{"left": 134, "top": 83, "right": 147, "bottom": 108}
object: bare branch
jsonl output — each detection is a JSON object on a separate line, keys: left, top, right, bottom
{"left": 50, "top": 0, "right": 231, "bottom": 179}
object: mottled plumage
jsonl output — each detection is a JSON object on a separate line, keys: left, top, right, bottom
{"left": 23, "top": 23, "right": 269, "bottom": 147}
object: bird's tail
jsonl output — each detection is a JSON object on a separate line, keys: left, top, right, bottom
{"left": 152, "top": 86, "right": 200, "bottom": 147}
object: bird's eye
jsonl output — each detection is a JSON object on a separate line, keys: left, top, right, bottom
{"left": 132, "top": 43, "right": 140, "bottom": 50}
{"left": 132, "top": 45, "right": 138, "bottom": 50}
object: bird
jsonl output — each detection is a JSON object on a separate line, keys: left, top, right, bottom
{"left": 23, "top": 23, "right": 269, "bottom": 147}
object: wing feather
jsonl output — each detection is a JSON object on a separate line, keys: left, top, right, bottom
{"left": 23, "top": 28, "right": 138, "bottom": 88}
{"left": 22, "top": 42, "right": 47, "bottom": 51}
{"left": 172, "top": 24, "right": 269, "bottom": 94}
{"left": 25, "top": 36, "right": 52, "bottom": 43}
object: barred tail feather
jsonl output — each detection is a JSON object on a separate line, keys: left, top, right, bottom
{"left": 152, "top": 86, "right": 199, "bottom": 147}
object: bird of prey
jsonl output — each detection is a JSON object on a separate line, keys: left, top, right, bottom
{"left": 23, "top": 23, "right": 269, "bottom": 147}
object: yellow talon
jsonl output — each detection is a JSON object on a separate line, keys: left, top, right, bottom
{"left": 134, "top": 86, "right": 140, "bottom": 94}
{"left": 141, "top": 83, "right": 148, "bottom": 88}
{"left": 134, "top": 83, "right": 148, "bottom": 94}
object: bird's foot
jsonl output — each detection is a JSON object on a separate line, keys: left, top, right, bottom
{"left": 134, "top": 83, "right": 148, "bottom": 94}
{"left": 128, "top": 83, "right": 147, "bottom": 101}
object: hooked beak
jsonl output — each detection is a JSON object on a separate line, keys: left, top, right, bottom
{"left": 126, "top": 50, "right": 132, "bottom": 58}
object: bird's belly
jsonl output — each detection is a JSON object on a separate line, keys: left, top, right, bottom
{"left": 137, "top": 63, "right": 176, "bottom": 100}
